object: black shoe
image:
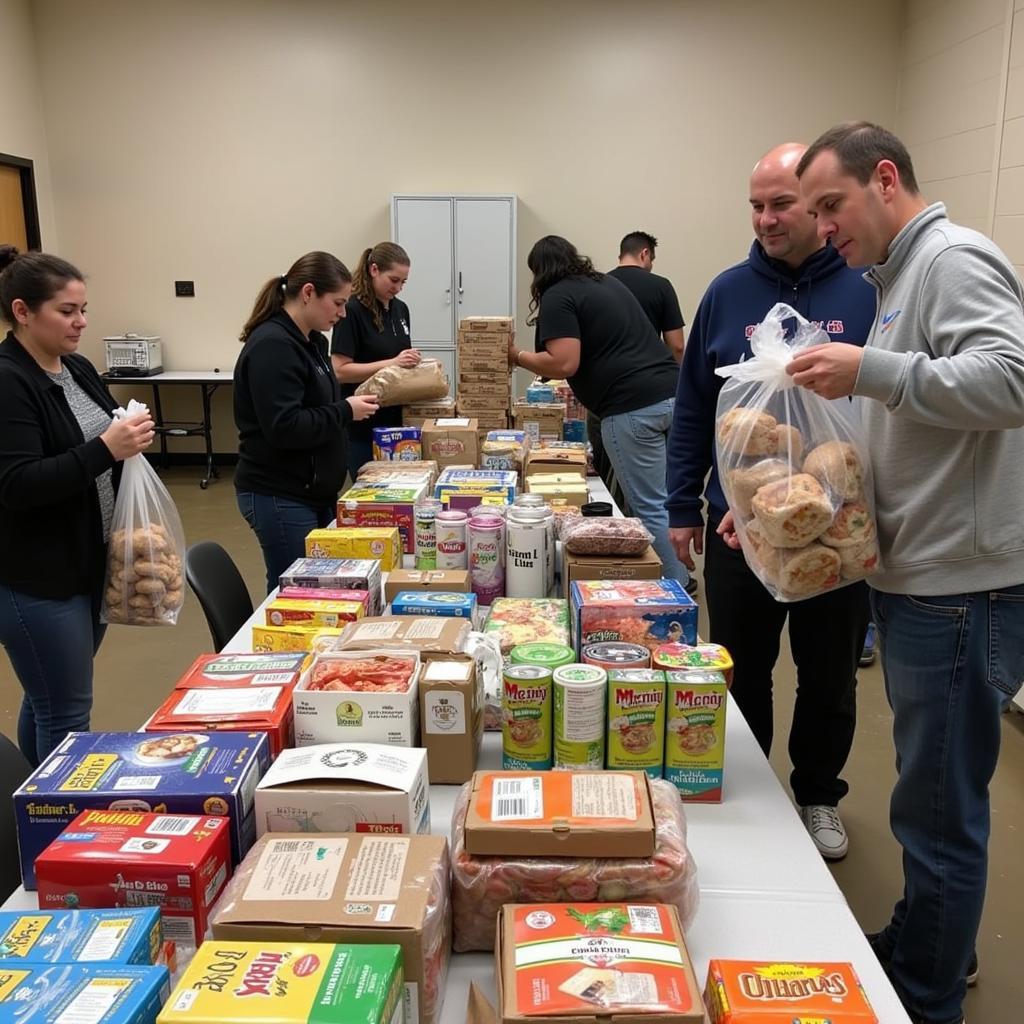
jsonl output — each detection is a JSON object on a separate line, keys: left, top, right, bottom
{"left": 684, "top": 577, "right": 698, "bottom": 596}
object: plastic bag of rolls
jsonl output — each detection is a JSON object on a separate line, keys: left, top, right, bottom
{"left": 101, "top": 400, "right": 187, "bottom": 625}
{"left": 714, "top": 303, "right": 879, "bottom": 602}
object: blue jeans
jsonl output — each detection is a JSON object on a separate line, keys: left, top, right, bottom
{"left": 237, "top": 492, "right": 336, "bottom": 594}
{"left": 601, "top": 398, "right": 690, "bottom": 587}
{"left": 0, "top": 585, "right": 105, "bottom": 767}
{"left": 870, "top": 585, "right": 1024, "bottom": 1024}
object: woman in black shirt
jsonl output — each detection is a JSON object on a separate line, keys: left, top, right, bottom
{"left": 509, "top": 235, "right": 693, "bottom": 592}
{"left": 331, "top": 242, "right": 419, "bottom": 478}
{"left": 234, "top": 251, "right": 378, "bottom": 592}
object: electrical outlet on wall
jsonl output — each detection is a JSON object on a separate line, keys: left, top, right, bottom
{"left": 174, "top": 280, "right": 195, "bottom": 297}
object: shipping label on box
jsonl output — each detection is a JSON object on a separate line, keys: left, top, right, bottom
{"left": 15, "top": 731, "right": 270, "bottom": 887}
{"left": 0, "top": 907, "right": 162, "bottom": 966}
{"left": 384, "top": 569, "right": 472, "bottom": 603}
{"left": 254, "top": 743, "right": 430, "bottom": 836}
{"left": 35, "top": 811, "right": 232, "bottom": 946}
{"left": 304, "top": 527, "right": 402, "bottom": 571}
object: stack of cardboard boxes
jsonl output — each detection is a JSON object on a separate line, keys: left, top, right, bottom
{"left": 456, "top": 316, "right": 513, "bottom": 443}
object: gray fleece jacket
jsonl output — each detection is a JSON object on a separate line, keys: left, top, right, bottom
{"left": 853, "top": 202, "right": 1024, "bottom": 594}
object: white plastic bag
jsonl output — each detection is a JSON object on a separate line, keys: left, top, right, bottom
{"left": 714, "top": 303, "right": 879, "bottom": 602}
{"left": 101, "top": 400, "right": 187, "bottom": 626}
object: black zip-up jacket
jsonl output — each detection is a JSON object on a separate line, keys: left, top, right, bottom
{"left": 0, "top": 331, "right": 119, "bottom": 599}
{"left": 234, "top": 312, "right": 354, "bottom": 506}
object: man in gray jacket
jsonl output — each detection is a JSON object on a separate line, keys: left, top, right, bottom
{"left": 791, "top": 121, "right": 1024, "bottom": 1024}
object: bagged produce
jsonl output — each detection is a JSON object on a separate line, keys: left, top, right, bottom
{"left": 101, "top": 400, "right": 186, "bottom": 625}
{"left": 561, "top": 516, "right": 652, "bottom": 556}
{"left": 355, "top": 357, "right": 449, "bottom": 406}
{"left": 716, "top": 303, "right": 880, "bottom": 601}
{"left": 450, "top": 776, "right": 699, "bottom": 952}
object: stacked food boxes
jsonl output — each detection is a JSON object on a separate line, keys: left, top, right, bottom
{"left": 456, "top": 316, "right": 513, "bottom": 443}
{"left": 513, "top": 397, "right": 568, "bottom": 444}
{"left": 524, "top": 443, "right": 589, "bottom": 506}
{"left": 403, "top": 396, "right": 456, "bottom": 429}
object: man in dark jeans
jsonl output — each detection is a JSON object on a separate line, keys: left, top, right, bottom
{"left": 665, "top": 143, "right": 873, "bottom": 859}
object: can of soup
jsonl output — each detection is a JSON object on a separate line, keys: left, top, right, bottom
{"left": 413, "top": 499, "right": 442, "bottom": 570}
{"left": 582, "top": 642, "right": 651, "bottom": 672}
{"left": 664, "top": 668, "right": 728, "bottom": 801}
{"left": 502, "top": 664, "right": 553, "bottom": 770}
{"left": 553, "top": 663, "right": 607, "bottom": 770}
{"left": 510, "top": 642, "right": 576, "bottom": 672}
{"left": 435, "top": 510, "right": 468, "bottom": 570}
{"left": 605, "top": 668, "right": 667, "bottom": 779}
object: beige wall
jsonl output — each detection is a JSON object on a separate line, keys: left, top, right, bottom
{"left": 27, "top": 0, "right": 903, "bottom": 450}
{"left": 995, "top": 0, "right": 1024, "bottom": 277}
{"left": 0, "top": 0, "right": 58, "bottom": 249}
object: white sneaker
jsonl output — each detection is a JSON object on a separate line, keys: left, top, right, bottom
{"left": 800, "top": 805, "right": 849, "bottom": 860}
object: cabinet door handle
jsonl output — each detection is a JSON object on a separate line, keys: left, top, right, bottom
{"left": 458, "top": 271, "right": 463, "bottom": 295}
{"left": 445, "top": 287, "right": 451, "bottom": 306}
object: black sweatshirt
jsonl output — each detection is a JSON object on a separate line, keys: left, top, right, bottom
{"left": 0, "top": 332, "right": 119, "bottom": 599}
{"left": 234, "top": 312, "right": 354, "bottom": 506}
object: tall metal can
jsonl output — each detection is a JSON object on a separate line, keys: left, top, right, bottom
{"left": 435, "top": 510, "right": 468, "bottom": 570}
{"left": 468, "top": 513, "right": 506, "bottom": 605}
{"left": 502, "top": 664, "right": 553, "bottom": 769}
{"left": 413, "top": 498, "right": 443, "bottom": 570}
{"left": 505, "top": 505, "right": 548, "bottom": 598}
{"left": 514, "top": 495, "right": 555, "bottom": 591}
{"left": 553, "top": 663, "right": 607, "bottom": 770}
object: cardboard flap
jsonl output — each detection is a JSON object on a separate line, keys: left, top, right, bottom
{"left": 467, "top": 982, "right": 498, "bottom": 1024}
{"left": 256, "top": 742, "right": 424, "bottom": 795}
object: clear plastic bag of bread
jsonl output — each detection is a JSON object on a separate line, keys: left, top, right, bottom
{"left": 101, "top": 401, "right": 187, "bottom": 626}
{"left": 354, "top": 357, "right": 449, "bottom": 406}
{"left": 714, "top": 302, "right": 880, "bottom": 602}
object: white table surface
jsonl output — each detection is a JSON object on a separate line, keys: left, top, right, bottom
{"left": 144, "top": 370, "right": 232, "bottom": 383}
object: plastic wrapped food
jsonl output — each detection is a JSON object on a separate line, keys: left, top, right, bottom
{"left": 484, "top": 598, "right": 571, "bottom": 656}
{"left": 450, "top": 777, "right": 699, "bottom": 952}
{"left": 355, "top": 357, "right": 449, "bottom": 406}
{"left": 716, "top": 303, "right": 880, "bottom": 602}
{"left": 307, "top": 653, "right": 417, "bottom": 693}
{"left": 561, "top": 516, "right": 652, "bottom": 556}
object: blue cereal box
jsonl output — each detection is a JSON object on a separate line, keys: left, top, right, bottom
{"left": 0, "top": 963, "right": 169, "bottom": 1024}
{"left": 571, "top": 578, "right": 698, "bottom": 656}
{"left": 371, "top": 425, "right": 422, "bottom": 461}
{"left": 0, "top": 908, "right": 161, "bottom": 966}
{"left": 14, "top": 731, "right": 270, "bottom": 889}
{"left": 390, "top": 590, "right": 478, "bottom": 619}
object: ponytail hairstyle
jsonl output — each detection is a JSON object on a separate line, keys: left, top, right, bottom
{"left": 351, "top": 242, "right": 410, "bottom": 332}
{"left": 526, "top": 235, "right": 602, "bottom": 325}
{"left": 240, "top": 250, "right": 352, "bottom": 342}
{"left": 0, "top": 245, "right": 85, "bottom": 326}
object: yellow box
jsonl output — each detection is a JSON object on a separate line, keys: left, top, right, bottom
{"left": 304, "top": 527, "right": 402, "bottom": 570}
{"left": 252, "top": 624, "right": 345, "bottom": 653}
{"left": 265, "top": 598, "right": 365, "bottom": 629}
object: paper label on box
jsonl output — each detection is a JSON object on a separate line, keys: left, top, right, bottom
{"left": 172, "top": 687, "right": 281, "bottom": 715}
{"left": 120, "top": 837, "right": 170, "bottom": 854}
{"left": 490, "top": 776, "right": 544, "bottom": 820}
{"left": 349, "top": 621, "right": 402, "bottom": 640}
{"left": 570, "top": 772, "right": 638, "bottom": 819}
{"left": 145, "top": 815, "right": 201, "bottom": 836}
{"left": 243, "top": 837, "right": 349, "bottom": 902}
{"left": 435, "top": 418, "right": 470, "bottom": 426}
{"left": 58, "top": 977, "right": 132, "bottom": 1024}
{"left": 424, "top": 690, "right": 466, "bottom": 734}
{"left": 375, "top": 904, "right": 396, "bottom": 923}
{"left": 79, "top": 918, "right": 135, "bottom": 961}
{"left": 403, "top": 618, "right": 446, "bottom": 639}
{"left": 344, "top": 836, "right": 410, "bottom": 901}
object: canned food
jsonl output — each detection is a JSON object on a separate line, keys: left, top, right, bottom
{"left": 414, "top": 499, "right": 442, "bottom": 570}
{"left": 664, "top": 669, "right": 728, "bottom": 801}
{"left": 582, "top": 642, "right": 651, "bottom": 672}
{"left": 509, "top": 642, "right": 576, "bottom": 671}
{"left": 502, "top": 664, "right": 553, "bottom": 770}
{"left": 435, "top": 510, "right": 468, "bottom": 570}
{"left": 652, "top": 643, "right": 734, "bottom": 685}
{"left": 469, "top": 513, "right": 506, "bottom": 605}
{"left": 505, "top": 505, "right": 548, "bottom": 599}
{"left": 553, "top": 663, "right": 607, "bottom": 770}
{"left": 605, "top": 668, "right": 667, "bottom": 779}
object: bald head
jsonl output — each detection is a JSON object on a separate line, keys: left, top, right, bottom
{"left": 749, "top": 141, "right": 821, "bottom": 268}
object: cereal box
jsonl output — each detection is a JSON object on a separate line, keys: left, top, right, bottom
{"left": 277, "top": 558, "right": 383, "bottom": 615}
{"left": 158, "top": 942, "right": 403, "bottom": 1024}
{"left": 571, "top": 579, "right": 698, "bottom": 656}
{"left": 15, "top": 732, "right": 270, "bottom": 888}
{"left": 606, "top": 669, "right": 667, "bottom": 780}
{"left": 665, "top": 670, "right": 728, "bottom": 802}
{"left": 371, "top": 425, "right": 422, "bottom": 461}
{"left": 304, "top": 527, "right": 402, "bottom": 571}
{"left": 170, "top": 653, "right": 306, "bottom": 689}
{"left": 0, "top": 964, "right": 169, "bottom": 1024}
{"left": 485, "top": 598, "right": 571, "bottom": 656}
{"left": 251, "top": 625, "right": 345, "bottom": 654}
{"left": 703, "top": 960, "right": 878, "bottom": 1022}
{"left": 498, "top": 902, "right": 703, "bottom": 1023}
{"left": 35, "top": 811, "right": 231, "bottom": 947}
{"left": 390, "top": 590, "right": 478, "bottom": 620}
{"left": 0, "top": 908, "right": 161, "bottom": 966}
{"left": 337, "top": 482, "right": 429, "bottom": 554}
{"left": 277, "top": 588, "right": 371, "bottom": 613}
{"left": 264, "top": 597, "right": 366, "bottom": 628}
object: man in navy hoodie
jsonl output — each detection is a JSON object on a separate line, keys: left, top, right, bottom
{"left": 665, "top": 143, "right": 874, "bottom": 859}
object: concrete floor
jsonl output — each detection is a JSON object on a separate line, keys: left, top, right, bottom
{"left": 1, "top": 466, "right": 1021, "bottom": 1018}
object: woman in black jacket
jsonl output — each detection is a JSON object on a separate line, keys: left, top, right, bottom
{"left": 235, "top": 251, "right": 378, "bottom": 592}
{"left": 0, "top": 246, "right": 155, "bottom": 766}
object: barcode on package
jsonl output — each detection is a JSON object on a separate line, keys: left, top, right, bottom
{"left": 114, "top": 776, "right": 160, "bottom": 790}
{"left": 491, "top": 777, "right": 543, "bottom": 821}
{"left": 146, "top": 815, "right": 199, "bottom": 836}
{"left": 627, "top": 905, "right": 663, "bottom": 935}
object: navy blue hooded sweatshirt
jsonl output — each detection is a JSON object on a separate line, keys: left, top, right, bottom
{"left": 665, "top": 241, "right": 876, "bottom": 529}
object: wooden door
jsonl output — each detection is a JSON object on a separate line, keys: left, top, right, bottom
{"left": 0, "top": 165, "right": 29, "bottom": 250}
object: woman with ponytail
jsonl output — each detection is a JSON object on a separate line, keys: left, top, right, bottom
{"left": 330, "top": 242, "right": 418, "bottom": 477}
{"left": 234, "top": 251, "right": 378, "bottom": 592}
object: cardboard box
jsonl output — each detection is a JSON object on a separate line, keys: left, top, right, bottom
{"left": 169, "top": 653, "right": 306, "bottom": 689}
{"left": 464, "top": 770, "right": 655, "bottom": 858}
{"left": 418, "top": 656, "right": 481, "bottom": 784}
{"left": 421, "top": 418, "right": 479, "bottom": 469}
{"left": 384, "top": 568, "right": 472, "bottom": 603}
{"left": 277, "top": 557, "right": 383, "bottom": 615}
{"left": 456, "top": 395, "right": 510, "bottom": 415}
{"left": 158, "top": 942, "right": 403, "bottom": 1024}
{"left": 255, "top": 742, "right": 430, "bottom": 836}
{"left": 460, "top": 316, "right": 515, "bottom": 333}
{"left": 251, "top": 624, "right": 344, "bottom": 653}
{"left": 458, "top": 371, "right": 510, "bottom": 388}
{"left": 277, "top": 588, "right": 371, "bottom": 616}
{"left": 526, "top": 479, "right": 590, "bottom": 507}
{"left": 337, "top": 482, "right": 429, "bottom": 554}
{"left": 664, "top": 669, "right": 728, "bottom": 803}
{"left": 0, "top": 964, "right": 169, "bottom": 1024}
{"left": 391, "top": 591, "right": 477, "bottom": 620}
{"left": 292, "top": 649, "right": 420, "bottom": 747}
{"left": 512, "top": 400, "right": 567, "bottom": 443}
{"left": 145, "top": 685, "right": 295, "bottom": 758}
{"left": 571, "top": 579, "right": 698, "bottom": 655}
{"left": 458, "top": 350, "right": 509, "bottom": 374}
{"left": 498, "top": 902, "right": 703, "bottom": 1024}
{"left": 404, "top": 398, "right": 456, "bottom": 425}
{"left": 304, "top": 527, "right": 403, "bottom": 571}
{"left": 703, "top": 960, "right": 878, "bottom": 1023}
{"left": 210, "top": 834, "right": 451, "bottom": 1024}
{"left": 264, "top": 597, "right": 365, "bottom": 628}
{"left": 334, "top": 615, "right": 472, "bottom": 654}
{"left": 526, "top": 447, "right": 587, "bottom": 477}
{"left": 434, "top": 468, "right": 517, "bottom": 507}
{"left": 357, "top": 459, "right": 439, "bottom": 489}
{"left": 484, "top": 598, "right": 571, "bottom": 655}
{"left": 562, "top": 547, "right": 665, "bottom": 601}
{"left": 0, "top": 907, "right": 162, "bottom": 966}
{"left": 35, "top": 811, "right": 232, "bottom": 946}
{"left": 15, "top": 732, "right": 270, "bottom": 888}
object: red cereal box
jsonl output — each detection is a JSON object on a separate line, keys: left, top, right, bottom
{"left": 35, "top": 810, "right": 232, "bottom": 947}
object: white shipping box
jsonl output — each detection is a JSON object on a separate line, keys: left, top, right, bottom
{"left": 255, "top": 741, "right": 430, "bottom": 836}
